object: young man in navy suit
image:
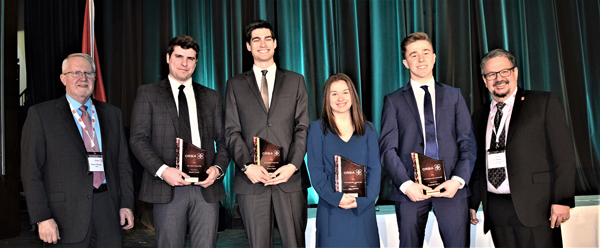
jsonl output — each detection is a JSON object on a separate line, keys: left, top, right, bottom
{"left": 379, "top": 32, "right": 476, "bottom": 247}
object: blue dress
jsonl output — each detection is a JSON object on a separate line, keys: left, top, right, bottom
{"left": 307, "top": 120, "right": 381, "bottom": 247}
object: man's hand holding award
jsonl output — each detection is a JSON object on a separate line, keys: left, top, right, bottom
{"left": 412, "top": 152, "right": 447, "bottom": 196}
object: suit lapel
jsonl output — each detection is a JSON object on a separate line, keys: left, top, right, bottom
{"left": 477, "top": 103, "right": 491, "bottom": 149}
{"left": 94, "top": 100, "right": 112, "bottom": 175}
{"left": 506, "top": 88, "right": 526, "bottom": 145}
{"left": 402, "top": 83, "right": 423, "bottom": 138}
{"left": 269, "top": 69, "right": 285, "bottom": 116}
{"left": 56, "top": 96, "right": 87, "bottom": 155}
{"left": 244, "top": 70, "right": 268, "bottom": 114}
{"left": 192, "top": 83, "right": 205, "bottom": 147}
{"left": 434, "top": 82, "right": 444, "bottom": 126}
{"left": 159, "top": 79, "right": 181, "bottom": 137}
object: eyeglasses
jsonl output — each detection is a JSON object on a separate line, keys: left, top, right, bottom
{"left": 483, "top": 67, "right": 515, "bottom": 80}
{"left": 64, "top": 71, "right": 97, "bottom": 79}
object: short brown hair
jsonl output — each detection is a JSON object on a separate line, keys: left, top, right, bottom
{"left": 401, "top": 32, "right": 433, "bottom": 59}
{"left": 320, "top": 73, "right": 371, "bottom": 137}
{"left": 167, "top": 35, "right": 199, "bottom": 58}
{"left": 480, "top": 48, "right": 516, "bottom": 75}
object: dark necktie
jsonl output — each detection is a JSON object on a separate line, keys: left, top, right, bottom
{"left": 488, "top": 102, "right": 506, "bottom": 188}
{"left": 421, "top": 85, "right": 438, "bottom": 159}
{"left": 178, "top": 85, "right": 192, "bottom": 142}
{"left": 80, "top": 105, "right": 104, "bottom": 188}
{"left": 261, "top": 70, "right": 269, "bottom": 111}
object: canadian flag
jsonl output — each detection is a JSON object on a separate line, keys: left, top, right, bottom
{"left": 82, "top": 0, "right": 106, "bottom": 102}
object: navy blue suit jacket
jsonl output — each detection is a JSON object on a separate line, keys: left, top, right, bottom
{"left": 379, "top": 81, "right": 476, "bottom": 202}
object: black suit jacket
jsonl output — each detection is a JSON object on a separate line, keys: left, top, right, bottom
{"left": 21, "top": 96, "right": 134, "bottom": 243}
{"left": 225, "top": 68, "right": 311, "bottom": 194}
{"left": 130, "top": 79, "right": 229, "bottom": 204}
{"left": 469, "top": 88, "right": 576, "bottom": 232}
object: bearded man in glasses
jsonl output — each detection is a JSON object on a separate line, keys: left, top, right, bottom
{"left": 21, "top": 53, "right": 134, "bottom": 247}
{"left": 469, "top": 48, "right": 576, "bottom": 247}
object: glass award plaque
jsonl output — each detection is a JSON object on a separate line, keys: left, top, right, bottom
{"left": 176, "top": 138, "right": 208, "bottom": 183}
{"left": 334, "top": 155, "right": 366, "bottom": 197}
{"left": 253, "top": 137, "right": 283, "bottom": 174}
{"left": 412, "top": 152, "right": 446, "bottom": 195}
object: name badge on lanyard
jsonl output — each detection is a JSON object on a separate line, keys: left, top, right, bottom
{"left": 487, "top": 150, "right": 507, "bottom": 169}
{"left": 87, "top": 152, "right": 105, "bottom": 172}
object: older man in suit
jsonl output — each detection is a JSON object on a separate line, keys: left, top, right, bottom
{"left": 469, "top": 48, "right": 575, "bottom": 247}
{"left": 21, "top": 53, "right": 134, "bottom": 247}
{"left": 379, "top": 32, "right": 476, "bottom": 247}
{"left": 225, "top": 20, "right": 310, "bottom": 248}
{"left": 130, "top": 35, "right": 229, "bottom": 247}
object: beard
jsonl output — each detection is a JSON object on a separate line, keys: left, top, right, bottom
{"left": 492, "top": 80, "right": 510, "bottom": 98}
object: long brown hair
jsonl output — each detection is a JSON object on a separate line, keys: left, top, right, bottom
{"left": 320, "top": 73, "right": 370, "bottom": 137}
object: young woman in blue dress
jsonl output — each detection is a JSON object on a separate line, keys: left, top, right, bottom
{"left": 307, "top": 73, "right": 381, "bottom": 247}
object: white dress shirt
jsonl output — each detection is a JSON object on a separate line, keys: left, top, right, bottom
{"left": 399, "top": 78, "right": 466, "bottom": 194}
{"left": 156, "top": 76, "right": 202, "bottom": 178}
{"left": 485, "top": 88, "right": 518, "bottom": 194}
{"left": 253, "top": 63, "right": 277, "bottom": 107}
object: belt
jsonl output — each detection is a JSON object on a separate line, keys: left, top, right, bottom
{"left": 93, "top": 184, "right": 108, "bottom": 193}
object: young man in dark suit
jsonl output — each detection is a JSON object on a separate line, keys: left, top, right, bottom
{"left": 21, "top": 53, "right": 134, "bottom": 247}
{"left": 379, "top": 32, "right": 477, "bottom": 247}
{"left": 225, "top": 20, "right": 310, "bottom": 248}
{"left": 130, "top": 35, "right": 229, "bottom": 247}
{"left": 469, "top": 48, "right": 575, "bottom": 247}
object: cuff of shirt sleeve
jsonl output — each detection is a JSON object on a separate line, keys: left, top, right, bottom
{"left": 155, "top": 164, "right": 169, "bottom": 180}
{"left": 214, "top": 165, "right": 224, "bottom": 180}
{"left": 399, "top": 180, "right": 414, "bottom": 194}
{"left": 451, "top": 176, "right": 465, "bottom": 189}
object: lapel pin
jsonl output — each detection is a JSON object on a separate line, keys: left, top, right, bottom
{"left": 521, "top": 96, "right": 525, "bottom": 101}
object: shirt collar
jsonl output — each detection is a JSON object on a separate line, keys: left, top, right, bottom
{"left": 65, "top": 93, "right": 92, "bottom": 110}
{"left": 168, "top": 75, "right": 193, "bottom": 90}
{"left": 410, "top": 77, "right": 436, "bottom": 92}
{"left": 491, "top": 88, "right": 518, "bottom": 110}
{"left": 253, "top": 63, "right": 277, "bottom": 76}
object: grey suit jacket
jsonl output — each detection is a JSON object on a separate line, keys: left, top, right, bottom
{"left": 130, "top": 79, "right": 229, "bottom": 204}
{"left": 469, "top": 88, "right": 576, "bottom": 232}
{"left": 225, "top": 68, "right": 311, "bottom": 194}
{"left": 21, "top": 95, "right": 134, "bottom": 243}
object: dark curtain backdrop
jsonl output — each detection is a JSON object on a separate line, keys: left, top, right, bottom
{"left": 24, "top": 0, "right": 600, "bottom": 215}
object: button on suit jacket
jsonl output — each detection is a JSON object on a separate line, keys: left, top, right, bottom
{"left": 130, "top": 79, "right": 230, "bottom": 204}
{"left": 225, "top": 68, "right": 311, "bottom": 194}
{"left": 21, "top": 96, "right": 134, "bottom": 243}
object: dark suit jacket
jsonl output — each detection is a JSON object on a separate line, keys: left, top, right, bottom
{"left": 225, "top": 68, "right": 311, "bottom": 194}
{"left": 130, "top": 79, "right": 229, "bottom": 204}
{"left": 469, "top": 88, "right": 576, "bottom": 232}
{"left": 21, "top": 95, "right": 134, "bottom": 243}
{"left": 380, "top": 82, "right": 477, "bottom": 202}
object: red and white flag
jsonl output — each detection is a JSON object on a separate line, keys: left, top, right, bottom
{"left": 82, "top": 0, "right": 106, "bottom": 102}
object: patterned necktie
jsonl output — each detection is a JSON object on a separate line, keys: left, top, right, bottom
{"left": 488, "top": 102, "right": 506, "bottom": 188}
{"left": 421, "top": 85, "right": 438, "bottom": 159}
{"left": 261, "top": 70, "right": 269, "bottom": 111}
{"left": 80, "top": 105, "right": 104, "bottom": 188}
{"left": 178, "top": 85, "right": 192, "bottom": 142}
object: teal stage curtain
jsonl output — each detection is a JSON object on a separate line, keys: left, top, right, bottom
{"left": 24, "top": 0, "right": 600, "bottom": 216}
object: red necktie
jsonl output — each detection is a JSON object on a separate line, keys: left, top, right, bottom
{"left": 80, "top": 105, "right": 104, "bottom": 188}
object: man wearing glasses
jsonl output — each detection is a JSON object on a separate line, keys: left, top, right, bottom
{"left": 21, "top": 53, "right": 134, "bottom": 246}
{"left": 130, "top": 35, "right": 229, "bottom": 247}
{"left": 469, "top": 48, "right": 576, "bottom": 247}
